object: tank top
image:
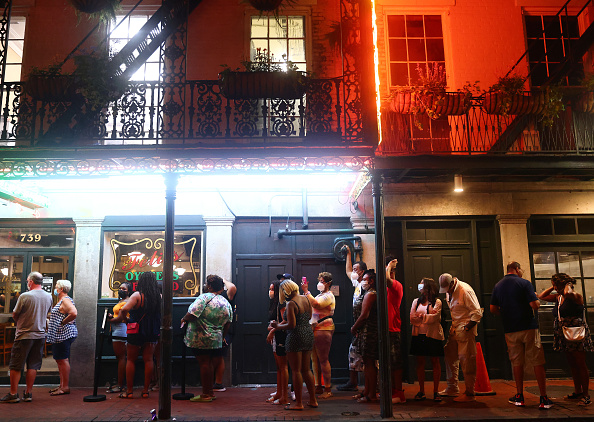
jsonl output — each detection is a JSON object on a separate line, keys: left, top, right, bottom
{"left": 47, "top": 297, "right": 78, "bottom": 344}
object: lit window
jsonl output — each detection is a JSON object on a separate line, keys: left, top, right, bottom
{"left": 109, "top": 14, "right": 161, "bottom": 81}
{"left": 387, "top": 15, "right": 445, "bottom": 86}
{"left": 5, "top": 16, "right": 26, "bottom": 83}
{"left": 524, "top": 15, "right": 583, "bottom": 86}
{"left": 250, "top": 16, "right": 306, "bottom": 71}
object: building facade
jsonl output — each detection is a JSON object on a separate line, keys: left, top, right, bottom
{"left": 0, "top": 0, "right": 593, "bottom": 389}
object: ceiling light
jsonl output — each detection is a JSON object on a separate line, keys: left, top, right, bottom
{"left": 454, "top": 174, "right": 464, "bottom": 192}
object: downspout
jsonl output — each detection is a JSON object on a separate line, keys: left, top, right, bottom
{"left": 302, "top": 188, "right": 308, "bottom": 229}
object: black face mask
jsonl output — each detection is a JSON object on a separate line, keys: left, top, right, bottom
{"left": 118, "top": 290, "right": 128, "bottom": 299}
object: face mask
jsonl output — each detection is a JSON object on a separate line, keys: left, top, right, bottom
{"left": 269, "top": 290, "right": 274, "bottom": 300}
{"left": 361, "top": 281, "right": 369, "bottom": 291}
{"left": 118, "top": 290, "right": 128, "bottom": 299}
{"left": 351, "top": 272, "right": 359, "bottom": 283}
{"left": 317, "top": 282, "right": 325, "bottom": 291}
{"left": 53, "top": 289, "right": 58, "bottom": 296}
{"left": 418, "top": 283, "right": 424, "bottom": 292}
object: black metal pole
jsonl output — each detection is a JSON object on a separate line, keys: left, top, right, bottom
{"left": 173, "top": 325, "right": 194, "bottom": 400}
{"left": 83, "top": 308, "right": 107, "bottom": 402}
{"left": 158, "top": 173, "right": 177, "bottom": 419}
{"left": 372, "top": 172, "right": 392, "bottom": 418}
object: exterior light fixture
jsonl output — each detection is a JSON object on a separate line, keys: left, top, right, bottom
{"left": 1, "top": 268, "right": 8, "bottom": 276}
{"left": 454, "top": 174, "right": 464, "bottom": 192}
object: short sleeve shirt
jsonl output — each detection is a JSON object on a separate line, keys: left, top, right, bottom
{"left": 387, "top": 278, "right": 403, "bottom": 332}
{"left": 491, "top": 274, "right": 538, "bottom": 333}
{"left": 312, "top": 291, "right": 335, "bottom": 330}
{"left": 184, "top": 293, "right": 233, "bottom": 349}
{"left": 13, "top": 288, "right": 53, "bottom": 341}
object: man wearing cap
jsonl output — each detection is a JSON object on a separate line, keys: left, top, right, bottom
{"left": 439, "top": 273, "right": 482, "bottom": 401}
{"left": 491, "top": 261, "right": 552, "bottom": 409}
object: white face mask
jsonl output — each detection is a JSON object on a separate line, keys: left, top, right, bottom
{"left": 361, "top": 281, "right": 369, "bottom": 291}
{"left": 351, "top": 272, "right": 359, "bottom": 283}
{"left": 269, "top": 290, "right": 275, "bottom": 300}
{"left": 417, "top": 283, "right": 424, "bottom": 292}
{"left": 317, "top": 282, "right": 325, "bottom": 292}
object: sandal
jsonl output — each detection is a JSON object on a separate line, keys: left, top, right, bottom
{"left": 284, "top": 404, "right": 304, "bottom": 411}
{"left": 119, "top": 391, "right": 133, "bottom": 399}
{"left": 50, "top": 388, "right": 70, "bottom": 396}
{"left": 414, "top": 392, "right": 426, "bottom": 401}
{"left": 357, "top": 396, "right": 377, "bottom": 403}
{"left": 434, "top": 392, "right": 442, "bottom": 402}
{"left": 579, "top": 396, "right": 592, "bottom": 406}
{"left": 272, "top": 399, "right": 290, "bottom": 405}
{"left": 141, "top": 392, "right": 149, "bottom": 398}
{"left": 190, "top": 394, "right": 213, "bottom": 402}
{"left": 565, "top": 392, "right": 582, "bottom": 400}
{"left": 352, "top": 393, "right": 364, "bottom": 400}
{"left": 307, "top": 402, "right": 319, "bottom": 408}
{"left": 106, "top": 386, "right": 123, "bottom": 394}
{"left": 49, "top": 387, "right": 60, "bottom": 394}
{"left": 318, "top": 391, "right": 333, "bottom": 399}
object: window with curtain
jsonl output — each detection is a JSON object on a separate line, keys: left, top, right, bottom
{"left": 250, "top": 15, "right": 306, "bottom": 71}
{"left": 387, "top": 14, "right": 445, "bottom": 86}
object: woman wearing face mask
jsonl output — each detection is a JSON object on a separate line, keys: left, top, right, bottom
{"left": 107, "top": 282, "right": 132, "bottom": 394}
{"left": 47, "top": 280, "right": 78, "bottom": 396}
{"left": 351, "top": 270, "right": 378, "bottom": 403}
{"left": 302, "top": 272, "right": 335, "bottom": 399}
{"left": 410, "top": 277, "right": 444, "bottom": 402}
{"left": 266, "top": 280, "right": 290, "bottom": 405}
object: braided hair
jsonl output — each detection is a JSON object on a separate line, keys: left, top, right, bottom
{"left": 137, "top": 271, "right": 161, "bottom": 315}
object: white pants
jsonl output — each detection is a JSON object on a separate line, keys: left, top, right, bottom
{"left": 443, "top": 328, "right": 477, "bottom": 394}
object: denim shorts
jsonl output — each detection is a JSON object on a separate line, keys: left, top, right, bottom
{"left": 52, "top": 337, "right": 76, "bottom": 360}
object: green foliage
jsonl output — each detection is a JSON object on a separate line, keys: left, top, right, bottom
{"left": 240, "top": 48, "right": 299, "bottom": 72}
{"left": 70, "top": 0, "right": 121, "bottom": 25}
{"left": 487, "top": 74, "right": 526, "bottom": 116}
{"left": 541, "top": 85, "right": 565, "bottom": 127}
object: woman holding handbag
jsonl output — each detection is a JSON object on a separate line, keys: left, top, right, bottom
{"left": 118, "top": 272, "right": 161, "bottom": 399}
{"left": 538, "top": 273, "right": 594, "bottom": 406}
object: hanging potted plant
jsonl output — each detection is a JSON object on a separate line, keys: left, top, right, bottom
{"left": 247, "top": 0, "right": 283, "bottom": 11}
{"left": 70, "top": 0, "right": 120, "bottom": 24}
{"left": 390, "top": 63, "right": 472, "bottom": 129}
{"left": 219, "top": 48, "right": 307, "bottom": 100}
{"left": 482, "top": 74, "right": 545, "bottom": 115}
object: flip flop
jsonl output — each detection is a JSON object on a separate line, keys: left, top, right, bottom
{"left": 119, "top": 391, "right": 134, "bottom": 399}
{"left": 49, "top": 387, "right": 60, "bottom": 394}
{"left": 357, "top": 396, "right": 377, "bottom": 403}
{"left": 307, "top": 402, "right": 319, "bottom": 408}
{"left": 106, "top": 386, "right": 123, "bottom": 394}
{"left": 190, "top": 394, "right": 214, "bottom": 402}
{"left": 50, "top": 388, "right": 70, "bottom": 396}
{"left": 266, "top": 396, "right": 277, "bottom": 403}
{"left": 141, "top": 392, "right": 149, "bottom": 398}
{"left": 284, "top": 404, "right": 304, "bottom": 411}
{"left": 272, "top": 399, "right": 290, "bottom": 405}
{"left": 352, "top": 393, "right": 364, "bottom": 399}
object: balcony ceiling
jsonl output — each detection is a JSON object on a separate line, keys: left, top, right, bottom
{"left": 374, "top": 155, "right": 594, "bottom": 184}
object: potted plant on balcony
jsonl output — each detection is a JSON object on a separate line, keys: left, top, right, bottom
{"left": 390, "top": 63, "right": 473, "bottom": 129}
{"left": 482, "top": 74, "right": 545, "bottom": 115}
{"left": 540, "top": 85, "right": 565, "bottom": 126}
{"left": 573, "top": 72, "right": 594, "bottom": 113}
{"left": 25, "top": 63, "right": 79, "bottom": 103}
{"left": 219, "top": 48, "right": 307, "bottom": 100}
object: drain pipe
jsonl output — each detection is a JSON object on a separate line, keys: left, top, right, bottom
{"left": 277, "top": 227, "right": 375, "bottom": 239}
{"left": 302, "top": 188, "right": 308, "bottom": 229}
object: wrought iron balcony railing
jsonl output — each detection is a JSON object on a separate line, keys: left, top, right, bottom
{"left": 0, "top": 78, "right": 352, "bottom": 148}
{"left": 378, "top": 93, "right": 594, "bottom": 155}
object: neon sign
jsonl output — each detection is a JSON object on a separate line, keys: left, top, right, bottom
{"left": 109, "top": 237, "right": 198, "bottom": 292}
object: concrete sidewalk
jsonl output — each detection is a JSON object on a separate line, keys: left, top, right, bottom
{"left": 0, "top": 379, "right": 593, "bottom": 422}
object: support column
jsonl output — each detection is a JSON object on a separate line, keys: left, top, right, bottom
{"left": 372, "top": 172, "right": 392, "bottom": 418}
{"left": 70, "top": 218, "right": 103, "bottom": 387}
{"left": 159, "top": 174, "right": 178, "bottom": 420}
{"left": 203, "top": 216, "right": 235, "bottom": 387}
{"left": 497, "top": 215, "right": 531, "bottom": 279}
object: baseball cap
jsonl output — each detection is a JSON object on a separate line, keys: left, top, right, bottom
{"left": 276, "top": 273, "right": 294, "bottom": 280}
{"left": 438, "top": 273, "right": 453, "bottom": 294}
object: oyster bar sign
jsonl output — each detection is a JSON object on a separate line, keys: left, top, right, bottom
{"left": 108, "top": 237, "right": 199, "bottom": 293}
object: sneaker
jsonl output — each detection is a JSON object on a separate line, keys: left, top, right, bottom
{"left": 439, "top": 388, "right": 460, "bottom": 397}
{"left": 336, "top": 382, "right": 358, "bottom": 392}
{"left": 212, "top": 383, "right": 226, "bottom": 392}
{"left": 433, "top": 392, "right": 442, "bottom": 402}
{"left": 414, "top": 392, "right": 426, "bottom": 401}
{"left": 579, "top": 396, "right": 592, "bottom": 406}
{"left": 508, "top": 393, "right": 525, "bottom": 407}
{"left": 391, "top": 390, "right": 406, "bottom": 404}
{"left": 22, "top": 391, "right": 32, "bottom": 402}
{"left": 539, "top": 395, "right": 553, "bottom": 409}
{"left": 0, "top": 393, "right": 19, "bottom": 403}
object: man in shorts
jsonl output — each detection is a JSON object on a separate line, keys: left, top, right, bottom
{"left": 1, "top": 271, "right": 52, "bottom": 403}
{"left": 386, "top": 257, "right": 405, "bottom": 404}
{"left": 491, "top": 261, "right": 553, "bottom": 409}
{"left": 336, "top": 245, "right": 367, "bottom": 391}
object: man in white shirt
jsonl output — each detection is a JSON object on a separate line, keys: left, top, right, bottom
{"left": 439, "top": 273, "right": 483, "bottom": 401}
{"left": 336, "top": 245, "right": 367, "bottom": 392}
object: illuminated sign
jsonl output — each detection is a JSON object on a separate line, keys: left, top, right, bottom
{"left": 109, "top": 237, "right": 198, "bottom": 293}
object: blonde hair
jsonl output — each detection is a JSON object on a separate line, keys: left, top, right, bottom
{"left": 56, "top": 279, "right": 72, "bottom": 294}
{"left": 279, "top": 280, "right": 299, "bottom": 304}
